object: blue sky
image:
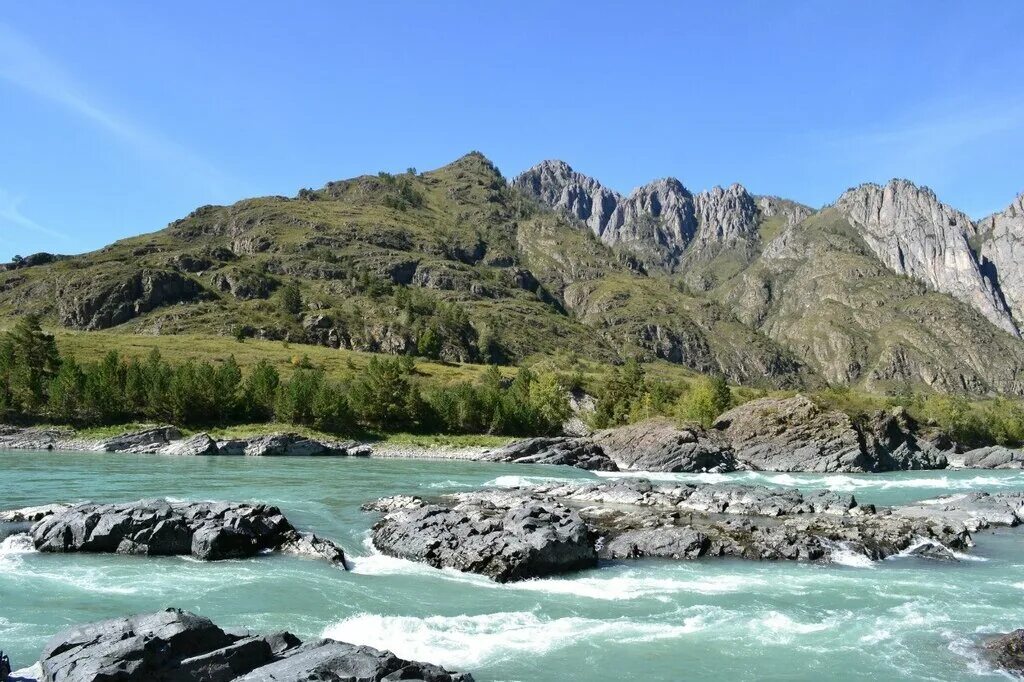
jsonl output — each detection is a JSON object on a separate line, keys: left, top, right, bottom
{"left": 2, "top": 2, "right": 1023, "bottom": 257}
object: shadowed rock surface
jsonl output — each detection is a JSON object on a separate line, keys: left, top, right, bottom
{"left": 365, "top": 479, "right": 987, "bottom": 578}
{"left": 952, "top": 446, "right": 1024, "bottom": 469}
{"left": 2, "top": 499, "right": 347, "bottom": 566}
{"left": 22, "top": 608, "right": 472, "bottom": 682}
{"left": 594, "top": 418, "right": 736, "bottom": 472}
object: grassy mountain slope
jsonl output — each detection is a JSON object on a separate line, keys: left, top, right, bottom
{"left": 0, "top": 153, "right": 807, "bottom": 388}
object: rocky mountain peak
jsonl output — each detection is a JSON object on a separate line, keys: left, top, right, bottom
{"left": 979, "top": 191, "right": 1024, "bottom": 325}
{"left": 756, "top": 196, "right": 815, "bottom": 228}
{"left": 512, "top": 160, "right": 623, "bottom": 240}
{"left": 691, "top": 183, "right": 759, "bottom": 248}
{"left": 835, "top": 179, "right": 1018, "bottom": 337}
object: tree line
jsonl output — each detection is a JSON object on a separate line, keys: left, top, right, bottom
{"left": 0, "top": 316, "right": 569, "bottom": 436}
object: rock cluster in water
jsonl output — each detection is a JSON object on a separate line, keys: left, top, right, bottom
{"left": 364, "top": 479, "right": 1024, "bottom": 580}
{"left": 0, "top": 499, "right": 346, "bottom": 566}
{"left": 10, "top": 608, "right": 472, "bottom": 682}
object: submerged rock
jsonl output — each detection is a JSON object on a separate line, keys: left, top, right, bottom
{"left": 370, "top": 497, "right": 596, "bottom": 582}
{"left": 985, "top": 629, "right": 1024, "bottom": 677}
{"left": 7, "top": 499, "right": 347, "bottom": 566}
{"left": 28, "top": 608, "right": 472, "bottom": 682}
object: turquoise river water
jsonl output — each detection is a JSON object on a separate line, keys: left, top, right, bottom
{"left": 3, "top": 450, "right": 1024, "bottom": 680}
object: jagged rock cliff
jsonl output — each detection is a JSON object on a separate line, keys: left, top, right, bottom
{"left": 979, "top": 193, "right": 1024, "bottom": 324}
{"left": 834, "top": 180, "right": 1018, "bottom": 336}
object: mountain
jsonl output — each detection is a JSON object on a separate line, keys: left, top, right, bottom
{"left": 514, "top": 160, "right": 1024, "bottom": 394}
{"left": 2, "top": 152, "right": 1022, "bottom": 395}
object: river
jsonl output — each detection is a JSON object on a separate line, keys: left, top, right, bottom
{"left": 2, "top": 451, "right": 1024, "bottom": 680}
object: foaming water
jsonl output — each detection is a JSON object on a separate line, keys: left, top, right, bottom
{"left": 4, "top": 450, "right": 1024, "bottom": 680}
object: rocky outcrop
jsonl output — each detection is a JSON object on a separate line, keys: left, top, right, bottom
{"left": 513, "top": 161, "right": 768, "bottom": 270}
{"left": 713, "top": 396, "right": 872, "bottom": 472}
{"left": 4, "top": 499, "right": 347, "bottom": 566}
{"left": 896, "top": 491, "right": 1024, "bottom": 532}
{"left": 594, "top": 418, "right": 736, "bottom": 472}
{"left": 985, "top": 629, "right": 1024, "bottom": 677}
{"left": 756, "top": 196, "right": 815, "bottom": 228}
{"left": 0, "top": 425, "right": 369, "bottom": 458}
{"left": 367, "top": 496, "right": 596, "bottom": 582}
{"left": 57, "top": 270, "right": 209, "bottom": 330}
{"left": 951, "top": 446, "right": 1024, "bottom": 469}
{"left": 979, "top": 193, "right": 1024, "bottom": 324}
{"left": 483, "top": 437, "right": 617, "bottom": 471}
{"left": 364, "top": 479, "right": 978, "bottom": 575}
{"left": 1, "top": 651, "right": 9, "bottom": 682}
{"left": 26, "top": 608, "right": 472, "bottom": 682}
{"left": 861, "top": 407, "right": 948, "bottom": 470}
{"left": 835, "top": 180, "right": 1018, "bottom": 336}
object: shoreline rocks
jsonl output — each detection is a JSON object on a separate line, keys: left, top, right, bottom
{"left": 17, "top": 608, "right": 472, "bottom": 682}
{"left": 0, "top": 426, "right": 369, "bottom": 458}
{"left": 363, "top": 478, "right": 986, "bottom": 580}
{"left": 1, "top": 499, "right": 347, "bottom": 566}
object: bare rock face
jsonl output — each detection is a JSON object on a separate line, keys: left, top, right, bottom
{"left": 369, "top": 497, "right": 597, "bottom": 582}
{"left": 513, "top": 161, "right": 770, "bottom": 270}
{"left": 979, "top": 192, "right": 1024, "bottom": 323}
{"left": 952, "top": 446, "right": 1024, "bottom": 469}
{"left": 57, "top": 270, "right": 208, "bottom": 330}
{"left": 713, "top": 396, "right": 872, "bottom": 472}
{"left": 835, "top": 180, "right": 1018, "bottom": 336}
{"left": 757, "top": 196, "right": 815, "bottom": 228}
{"left": 32, "top": 608, "right": 472, "bottom": 682}
{"left": 593, "top": 418, "right": 736, "bottom": 472}
{"left": 12, "top": 499, "right": 347, "bottom": 566}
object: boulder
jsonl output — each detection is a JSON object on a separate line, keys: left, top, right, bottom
{"left": 1, "top": 651, "right": 9, "bottom": 681}
{"left": 985, "top": 629, "right": 1024, "bottom": 677}
{"left": 162, "top": 433, "right": 219, "bottom": 456}
{"left": 601, "top": 526, "right": 709, "bottom": 560}
{"left": 594, "top": 418, "right": 735, "bottom": 472}
{"left": 370, "top": 497, "right": 597, "bottom": 582}
{"left": 953, "top": 446, "right": 1024, "bottom": 469}
{"left": 484, "top": 437, "right": 617, "bottom": 471}
{"left": 19, "top": 499, "right": 347, "bottom": 566}
{"left": 714, "top": 396, "right": 873, "bottom": 472}
{"left": 94, "top": 426, "right": 182, "bottom": 453}
{"left": 33, "top": 609, "right": 472, "bottom": 682}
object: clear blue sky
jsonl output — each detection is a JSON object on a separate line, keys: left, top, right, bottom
{"left": 2, "top": 2, "right": 1023, "bottom": 257}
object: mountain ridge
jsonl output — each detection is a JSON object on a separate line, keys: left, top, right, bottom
{"left": 2, "top": 151, "right": 1023, "bottom": 396}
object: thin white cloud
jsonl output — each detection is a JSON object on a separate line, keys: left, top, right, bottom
{"left": 0, "top": 188, "right": 72, "bottom": 244}
{"left": 0, "top": 22, "right": 239, "bottom": 196}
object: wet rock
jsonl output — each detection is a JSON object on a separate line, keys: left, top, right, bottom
{"left": 594, "top": 418, "right": 735, "bottom": 472}
{"left": 370, "top": 497, "right": 597, "bottom": 582}
{"left": 1, "top": 650, "right": 9, "bottom": 681}
{"left": 30, "top": 608, "right": 472, "bottom": 682}
{"left": 484, "top": 437, "right": 617, "bottom": 471}
{"left": 16, "top": 499, "right": 347, "bottom": 566}
{"left": 601, "top": 526, "right": 709, "bottom": 560}
{"left": 985, "top": 629, "right": 1024, "bottom": 677}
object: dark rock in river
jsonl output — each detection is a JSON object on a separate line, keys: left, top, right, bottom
{"left": 32, "top": 608, "right": 472, "bottom": 682}
{"left": 94, "top": 426, "right": 183, "bottom": 453}
{"left": 14, "top": 499, "right": 347, "bottom": 566}
{"left": 370, "top": 497, "right": 597, "bottom": 582}
{"left": 985, "top": 629, "right": 1024, "bottom": 677}
{"left": 366, "top": 478, "right": 979, "bottom": 577}
{"left": 1, "top": 650, "right": 10, "bottom": 682}
{"left": 594, "top": 418, "right": 737, "bottom": 472}
{"left": 484, "top": 437, "right": 618, "bottom": 471}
